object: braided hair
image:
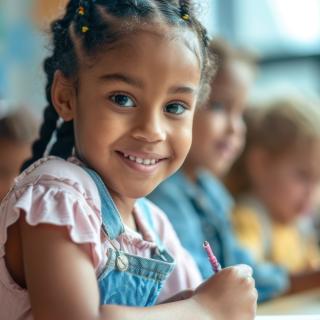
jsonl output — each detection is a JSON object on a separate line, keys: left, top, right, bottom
{"left": 22, "top": 0, "right": 213, "bottom": 170}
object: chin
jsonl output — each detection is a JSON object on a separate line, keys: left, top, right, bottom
{"left": 210, "top": 163, "right": 230, "bottom": 178}
{"left": 124, "top": 185, "right": 157, "bottom": 199}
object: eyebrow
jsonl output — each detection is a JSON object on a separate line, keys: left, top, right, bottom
{"left": 99, "top": 73, "right": 197, "bottom": 95}
{"left": 168, "top": 85, "right": 197, "bottom": 95}
{"left": 99, "top": 73, "right": 144, "bottom": 89}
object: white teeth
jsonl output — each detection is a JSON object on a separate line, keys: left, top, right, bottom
{"left": 122, "top": 153, "right": 159, "bottom": 166}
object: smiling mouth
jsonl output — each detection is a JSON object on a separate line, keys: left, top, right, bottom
{"left": 117, "top": 151, "right": 165, "bottom": 166}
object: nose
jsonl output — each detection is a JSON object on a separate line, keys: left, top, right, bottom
{"left": 227, "top": 114, "right": 245, "bottom": 137}
{"left": 131, "top": 110, "right": 166, "bottom": 143}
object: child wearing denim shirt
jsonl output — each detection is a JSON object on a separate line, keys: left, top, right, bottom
{"left": 149, "top": 39, "right": 289, "bottom": 302}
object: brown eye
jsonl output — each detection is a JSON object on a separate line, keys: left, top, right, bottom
{"left": 110, "top": 94, "right": 136, "bottom": 108}
{"left": 165, "top": 103, "right": 187, "bottom": 115}
{"left": 209, "top": 101, "right": 225, "bottom": 111}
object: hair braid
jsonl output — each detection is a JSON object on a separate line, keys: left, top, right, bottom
{"left": 49, "top": 121, "right": 75, "bottom": 158}
{"left": 21, "top": 1, "right": 79, "bottom": 170}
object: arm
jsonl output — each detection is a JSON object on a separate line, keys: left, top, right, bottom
{"left": 20, "top": 215, "right": 209, "bottom": 320}
{"left": 20, "top": 216, "right": 257, "bottom": 320}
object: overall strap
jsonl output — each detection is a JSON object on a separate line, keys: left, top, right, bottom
{"left": 82, "top": 167, "right": 124, "bottom": 240}
{"left": 136, "top": 198, "right": 164, "bottom": 250}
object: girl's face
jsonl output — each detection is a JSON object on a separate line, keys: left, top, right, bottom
{"left": 55, "top": 29, "right": 201, "bottom": 202}
{"left": 249, "top": 145, "right": 320, "bottom": 223}
{"left": 185, "top": 65, "right": 247, "bottom": 178}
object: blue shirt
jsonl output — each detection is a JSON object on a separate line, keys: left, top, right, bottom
{"left": 148, "top": 170, "right": 289, "bottom": 302}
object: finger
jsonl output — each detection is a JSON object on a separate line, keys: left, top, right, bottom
{"left": 245, "top": 275, "right": 256, "bottom": 290}
{"left": 234, "top": 264, "right": 253, "bottom": 277}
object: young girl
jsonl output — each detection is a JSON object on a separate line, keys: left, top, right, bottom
{"left": 227, "top": 98, "right": 320, "bottom": 288}
{"left": 149, "top": 39, "right": 290, "bottom": 302}
{"left": 0, "top": 1, "right": 257, "bottom": 320}
{"left": 0, "top": 108, "right": 38, "bottom": 201}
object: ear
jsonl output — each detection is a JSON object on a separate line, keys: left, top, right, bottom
{"left": 51, "top": 70, "right": 76, "bottom": 121}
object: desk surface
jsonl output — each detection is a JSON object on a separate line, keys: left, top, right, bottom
{"left": 257, "top": 289, "right": 320, "bottom": 315}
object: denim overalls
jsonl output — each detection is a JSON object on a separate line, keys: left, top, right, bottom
{"left": 83, "top": 167, "right": 175, "bottom": 306}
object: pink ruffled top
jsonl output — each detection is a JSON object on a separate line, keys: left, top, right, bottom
{"left": 0, "top": 156, "right": 202, "bottom": 319}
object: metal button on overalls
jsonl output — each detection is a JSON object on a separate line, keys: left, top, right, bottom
{"left": 116, "top": 254, "right": 129, "bottom": 272}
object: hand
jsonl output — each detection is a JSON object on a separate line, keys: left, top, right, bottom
{"left": 192, "top": 264, "right": 257, "bottom": 320}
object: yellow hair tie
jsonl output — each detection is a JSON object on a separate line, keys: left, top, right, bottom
{"left": 82, "top": 26, "right": 89, "bottom": 33}
{"left": 182, "top": 13, "right": 190, "bottom": 21}
{"left": 78, "top": 6, "right": 85, "bottom": 15}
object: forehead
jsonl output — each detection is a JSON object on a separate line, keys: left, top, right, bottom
{"left": 77, "top": 27, "right": 201, "bottom": 78}
{"left": 273, "top": 141, "right": 320, "bottom": 174}
{"left": 209, "top": 65, "right": 248, "bottom": 99}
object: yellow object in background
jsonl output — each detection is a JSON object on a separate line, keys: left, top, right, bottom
{"left": 232, "top": 197, "right": 320, "bottom": 274}
{"left": 32, "top": 0, "right": 68, "bottom": 27}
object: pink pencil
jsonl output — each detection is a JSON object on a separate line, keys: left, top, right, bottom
{"left": 203, "top": 241, "right": 221, "bottom": 273}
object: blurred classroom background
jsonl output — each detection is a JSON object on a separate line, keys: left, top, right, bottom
{"left": 1, "top": 0, "right": 320, "bottom": 315}
{"left": 1, "top": 0, "right": 320, "bottom": 114}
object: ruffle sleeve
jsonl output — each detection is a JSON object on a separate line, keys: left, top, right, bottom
{"left": 0, "top": 177, "right": 103, "bottom": 272}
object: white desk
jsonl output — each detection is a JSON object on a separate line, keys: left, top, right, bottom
{"left": 257, "top": 289, "right": 320, "bottom": 315}
{"left": 256, "top": 317, "right": 320, "bottom": 320}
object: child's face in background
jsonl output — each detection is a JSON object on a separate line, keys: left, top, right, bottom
{"left": 186, "top": 64, "right": 247, "bottom": 178}
{"left": 249, "top": 144, "right": 320, "bottom": 223}
{"left": 0, "top": 138, "right": 32, "bottom": 201}
{"left": 59, "top": 29, "right": 201, "bottom": 201}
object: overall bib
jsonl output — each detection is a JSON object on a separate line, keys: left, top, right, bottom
{"left": 84, "top": 168, "right": 175, "bottom": 306}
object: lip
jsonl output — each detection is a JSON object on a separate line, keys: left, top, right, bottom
{"left": 115, "top": 150, "right": 168, "bottom": 175}
{"left": 214, "top": 141, "right": 235, "bottom": 156}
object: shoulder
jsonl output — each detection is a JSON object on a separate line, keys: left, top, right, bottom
{"left": 1, "top": 156, "right": 102, "bottom": 232}
{"left": 17, "top": 156, "right": 92, "bottom": 185}
{"left": 0, "top": 157, "right": 104, "bottom": 271}
{"left": 13, "top": 156, "right": 99, "bottom": 201}
{"left": 151, "top": 174, "right": 182, "bottom": 195}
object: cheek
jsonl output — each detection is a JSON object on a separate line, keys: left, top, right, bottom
{"left": 194, "top": 114, "right": 221, "bottom": 143}
{"left": 172, "top": 120, "right": 194, "bottom": 161}
{"left": 210, "top": 115, "right": 228, "bottom": 139}
{"left": 273, "top": 176, "right": 302, "bottom": 205}
{"left": 75, "top": 106, "right": 114, "bottom": 148}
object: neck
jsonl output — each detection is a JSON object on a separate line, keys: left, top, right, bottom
{"left": 109, "top": 191, "right": 137, "bottom": 231}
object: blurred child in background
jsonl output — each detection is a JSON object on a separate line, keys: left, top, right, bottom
{"left": 149, "top": 39, "right": 290, "bottom": 302}
{"left": 0, "top": 108, "right": 38, "bottom": 201}
{"left": 228, "top": 98, "right": 320, "bottom": 275}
